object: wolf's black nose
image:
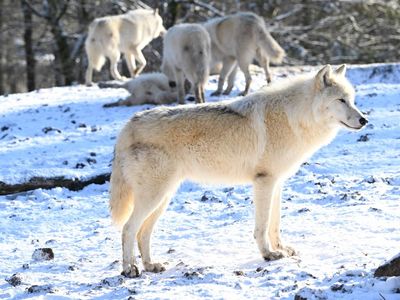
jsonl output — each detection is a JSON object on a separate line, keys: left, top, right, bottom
{"left": 359, "top": 117, "right": 368, "bottom": 126}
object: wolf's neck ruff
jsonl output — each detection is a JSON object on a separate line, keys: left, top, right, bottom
{"left": 260, "top": 73, "right": 340, "bottom": 151}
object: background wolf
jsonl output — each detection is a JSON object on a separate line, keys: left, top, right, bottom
{"left": 109, "top": 65, "right": 368, "bottom": 277}
{"left": 99, "top": 73, "right": 177, "bottom": 107}
{"left": 204, "top": 12, "right": 285, "bottom": 96}
{"left": 85, "top": 9, "right": 166, "bottom": 85}
{"left": 161, "top": 23, "right": 211, "bottom": 104}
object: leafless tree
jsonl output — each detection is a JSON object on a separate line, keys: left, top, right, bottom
{"left": 21, "top": 0, "right": 36, "bottom": 91}
{"left": 0, "top": 0, "right": 398, "bottom": 95}
{"left": 0, "top": 2, "right": 5, "bottom": 95}
{"left": 22, "top": 0, "right": 74, "bottom": 86}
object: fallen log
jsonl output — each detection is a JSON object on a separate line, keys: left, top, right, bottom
{"left": 0, "top": 173, "right": 110, "bottom": 195}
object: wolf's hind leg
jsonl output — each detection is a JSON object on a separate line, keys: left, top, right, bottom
{"left": 124, "top": 52, "right": 136, "bottom": 78}
{"left": 256, "top": 49, "right": 272, "bottom": 83}
{"left": 138, "top": 195, "right": 173, "bottom": 273}
{"left": 174, "top": 69, "right": 186, "bottom": 104}
{"left": 238, "top": 64, "right": 252, "bottom": 96}
{"left": 85, "top": 63, "right": 94, "bottom": 86}
{"left": 223, "top": 64, "right": 238, "bottom": 95}
{"left": 237, "top": 54, "right": 252, "bottom": 96}
{"left": 122, "top": 187, "right": 168, "bottom": 277}
{"left": 132, "top": 49, "right": 146, "bottom": 77}
{"left": 109, "top": 51, "right": 125, "bottom": 81}
{"left": 121, "top": 150, "right": 177, "bottom": 277}
{"left": 194, "top": 82, "right": 205, "bottom": 104}
{"left": 211, "top": 56, "right": 236, "bottom": 97}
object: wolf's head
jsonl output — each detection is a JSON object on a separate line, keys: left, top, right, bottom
{"left": 153, "top": 8, "right": 167, "bottom": 38}
{"left": 312, "top": 64, "right": 368, "bottom": 131}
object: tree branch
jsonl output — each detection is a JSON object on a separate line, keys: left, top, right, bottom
{"left": 192, "top": 0, "right": 224, "bottom": 17}
{"left": 55, "top": 0, "right": 71, "bottom": 23}
{"left": 21, "top": 0, "right": 48, "bottom": 19}
{"left": 176, "top": 0, "right": 224, "bottom": 17}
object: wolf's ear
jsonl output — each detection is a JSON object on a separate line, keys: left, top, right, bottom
{"left": 316, "top": 64, "right": 333, "bottom": 89}
{"left": 335, "top": 64, "right": 347, "bottom": 76}
{"left": 154, "top": 8, "right": 159, "bottom": 15}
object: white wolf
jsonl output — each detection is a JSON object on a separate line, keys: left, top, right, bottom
{"left": 99, "top": 73, "right": 177, "bottom": 107}
{"left": 109, "top": 65, "right": 368, "bottom": 277}
{"left": 204, "top": 12, "right": 285, "bottom": 96}
{"left": 85, "top": 9, "right": 166, "bottom": 85}
{"left": 161, "top": 23, "right": 211, "bottom": 104}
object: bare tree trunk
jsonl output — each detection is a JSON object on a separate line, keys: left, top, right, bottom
{"left": 50, "top": 24, "right": 74, "bottom": 85}
{"left": 22, "top": 0, "right": 74, "bottom": 86}
{"left": 47, "top": 0, "right": 74, "bottom": 86}
{"left": 0, "top": 3, "right": 5, "bottom": 95}
{"left": 167, "top": 0, "right": 182, "bottom": 28}
{"left": 75, "top": 0, "right": 90, "bottom": 83}
{"left": 21, "top": 0, "right": 36, "bottom": 91}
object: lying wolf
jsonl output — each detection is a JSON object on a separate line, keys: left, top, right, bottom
{"left": 85, "top": 9, "right": 166, "bottom": 85}
{"left": 99, "top": 73, "right": 177, "bottom": 107}
{"left": 161, "top": 23, "right": 211, "bottom": 104}
{"left": 204, "top": 12, "right": 285, "bottom": 96}
{"left": 109, "top": 65, "right": 368, "bottom": 277}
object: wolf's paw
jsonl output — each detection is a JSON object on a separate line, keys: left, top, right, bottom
{"left": 144, "top": 262, "right": 166, "bottom": 273}
{"left": 263, "top": 250, "right": 285, "bottom": 261}
{"left": 222, "top": 90, "right": 231, "bottom": 95}
{"left": 121, "top": 264, "right": 140, "bottom": 278}
{"left": 211, "top": 90, "right": 222, "bottom": 97}
{"left": 280, "top": 244, "right": 297, "bottom": 257}
{"left": 238, "top": 90, "right": 248, "bottom": 97}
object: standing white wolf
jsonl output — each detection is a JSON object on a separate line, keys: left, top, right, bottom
{"left": 204, "top": 12, "right": 285, "bottom": 96}
{"left": 110, "top": 65, "right": 368, "bottom": 277}
{"left": 85, "top": 9, "right": 166, "bottom": 85}
{"left": 99, "top": 73, "right": 177, "bottom": 107}
{"left": 161, "top": 23, "right": 211, "bottom": 104}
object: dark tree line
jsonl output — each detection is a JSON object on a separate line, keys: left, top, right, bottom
{"left": 0, "top": 0, "right": 399, "bottom": 95}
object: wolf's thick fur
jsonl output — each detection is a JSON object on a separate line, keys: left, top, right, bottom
{"left": 99, "top": 73, "right": 177, "bottom": 107}
{"left": 161, "top": 23, "right": 211, "bottom": 104}
{"left": 110, "top": 65, "right": 368, "bottom": 277}
{"left": 85, "top": 9, "right": 166, "bottom": 85}
{"left": 204, "top": 12, "right": 285, "bottom": 96}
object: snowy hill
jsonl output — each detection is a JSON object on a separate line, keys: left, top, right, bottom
{"left": 0, "top": 64, "right": 399, "bottom": 299}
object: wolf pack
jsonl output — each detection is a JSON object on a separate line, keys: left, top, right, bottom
{"left": 85, "top": 8, "right": 369, "bottom": 278}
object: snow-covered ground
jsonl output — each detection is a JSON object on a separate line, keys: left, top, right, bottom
{"left": 0, "top": 64, "right": 399, "bottom": 299}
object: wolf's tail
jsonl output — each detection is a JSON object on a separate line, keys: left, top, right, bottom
{"left": 109, "top": 154, "right": 134, "bottom": 228}
{"left": 257, "top": 26, "right": 285, "bottom": 64}
{"left": 98, "top": 81, "right": 126, "bottom": 89}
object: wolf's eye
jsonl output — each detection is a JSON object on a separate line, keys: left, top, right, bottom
{"left": 338, "top": 98, "right": 346, "bottom": 103}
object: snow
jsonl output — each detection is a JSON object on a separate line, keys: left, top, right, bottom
{"left": 0, "top": 64, "right": 399, "bottom": 299}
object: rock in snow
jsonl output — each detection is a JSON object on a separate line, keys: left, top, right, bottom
{"left": 374, "top": 253, "right": 400, "bottom": 277}
{"left": 32, "top": 248, "right": 54, "bottom": 261}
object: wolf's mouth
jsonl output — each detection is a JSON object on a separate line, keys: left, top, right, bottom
{"left": 340, "top": 121, "right": 363, "bottom": 130}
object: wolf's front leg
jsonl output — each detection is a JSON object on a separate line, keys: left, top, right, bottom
{"left": 268, "top": 184, "right": 296, "bottom": 256}
{"left": 253, "top": 175, "right": 286, "bottom": 261}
